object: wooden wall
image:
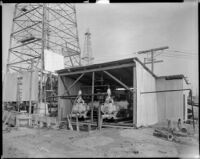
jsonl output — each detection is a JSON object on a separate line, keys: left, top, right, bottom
{"left": 58, "top": 76, "right": 82, "bottom": 121}
{"left": 156, "top": 78, "right": 184, "bottom": 122}
{"left": 135, "top": 61, "right": 158, "bottom": 127}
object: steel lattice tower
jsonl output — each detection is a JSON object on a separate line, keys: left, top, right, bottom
{"left": 7, "top": 3, "right": 81, "bottom": 74}
{"left": 6, "top": 3, "right": 81, "bottom": 103}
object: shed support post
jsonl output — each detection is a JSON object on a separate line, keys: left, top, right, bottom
{"left": 133, "top": 66, "right": 137, "bottom": 126}
{"left": 91, "top": 72, "right": 95, "bottom": 123}
{"left": 98, "top": 104, "right": 102, "bottom": 130}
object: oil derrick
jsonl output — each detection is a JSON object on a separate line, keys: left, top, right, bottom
{"left": 81, "top": 29, "right": 94, "bottom": 65}
{"left": 6, "top": 3, "right": 81, "bottom": 103}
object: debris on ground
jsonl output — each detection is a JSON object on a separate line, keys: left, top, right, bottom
{"left": 152, "top": 119, "right": 193, "bottom": 143}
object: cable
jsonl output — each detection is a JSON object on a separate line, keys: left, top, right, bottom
{"left": 166, "top": 51, "right": 198, "bottom": 57}
{"left": 160, "top": 55, "right": 198, "bottom": 60}
{"left": 169, "top": 50, "right": 197, "bottom": 55}
{"left": 163, "top": 50, "right": 198, "bottom": 58}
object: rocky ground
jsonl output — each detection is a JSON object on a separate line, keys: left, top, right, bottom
{"left": 2, "top": 122, "right": 199, "bottom": 158}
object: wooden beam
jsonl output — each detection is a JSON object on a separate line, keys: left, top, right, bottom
{"left": 133, "top": 66, "right": 137, "bottom": 126}
{"left": 59, "top": 63, "right": 135, "bottom": 76}
{"left": 91, "top": 72, "right": 95, "bottom": 123}
{"left": 138, "top": 46, "right": 169, "bottom": 54}
{"left": 144, "top": 60, "right": 163, "bottom": 65}
{"left": 68, "top": 73, "right": 85, "bottom": 90}
{"left": 103, "top": 70, "right": 133, "bottom": 93}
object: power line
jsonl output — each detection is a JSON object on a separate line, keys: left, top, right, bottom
{"left": 163, "top": 52, "right": 197, "bottom": 58}
{"left": 161, "top": 54, "right": 198, "bottom": 60}
{"left": 169, "top": 50, "right": 197, "bottom": 55}
{"left": 137, "top": 46, "right": 169, "bottom": 72}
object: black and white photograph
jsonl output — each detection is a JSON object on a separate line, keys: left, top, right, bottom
{"left": 2, "top": 1, "right": 199, "bottom": 158}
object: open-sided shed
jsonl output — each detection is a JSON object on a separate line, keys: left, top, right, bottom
{"left": 57, "top": 57, "right": 190, "bottom": 128}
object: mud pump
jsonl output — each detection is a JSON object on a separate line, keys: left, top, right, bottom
{"left": 101, "top": 88, "right": 118, "bottom": 119}
{"left": 71, "top": 90, "right": 89, "bottom": 118}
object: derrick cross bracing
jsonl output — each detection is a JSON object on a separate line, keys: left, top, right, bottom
{"left": 7, "top": 3, "right": 81, "bottom": 74}
{"left": 6, "top": 3, "right": 81, "bottom": 102}
{"left": 57, "top": 59, "right": 138, "bottom": 127}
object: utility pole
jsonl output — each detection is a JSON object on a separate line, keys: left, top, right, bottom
{"left": 138, "top": 46, "right": 169, "bottom": 73}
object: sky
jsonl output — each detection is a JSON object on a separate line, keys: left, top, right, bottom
{"left": 2, "top": 2, "right": 198, "bottom": 95}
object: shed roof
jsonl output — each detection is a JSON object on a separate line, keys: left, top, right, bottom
{"left": 56, "top": 57, "right": 188, "bottom": 84}
{"left": 57, "top": 57, "right": 157, "bottom": 78}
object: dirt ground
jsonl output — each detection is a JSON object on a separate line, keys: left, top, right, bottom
{"left": 2, "top": 123, "right": 199, "bottom": 158}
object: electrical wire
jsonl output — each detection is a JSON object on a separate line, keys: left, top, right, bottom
{"left": 160, "top": 54, "right": 198, "bottom": 61}
{"left": 169, "top": 50, "right": 197, "bottom": 55}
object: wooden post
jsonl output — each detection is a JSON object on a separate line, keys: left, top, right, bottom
{"left": 133, "top": 66, "right": 137, "bottom": 126}
{"left": 67, "top": 114, "right": 73, "bottom": 130}
{"left": 76, "top": 114, "right": 79, "bottom": 132}
{"left": 91, "top": 72, "right": 95, "bottom": 123}
{"left": 98, "top": 104, "right": 101, "bottom": 130}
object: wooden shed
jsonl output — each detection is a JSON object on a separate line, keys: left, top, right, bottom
{"left": 57, "top": 57, "right": 190, "bottom": 128}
